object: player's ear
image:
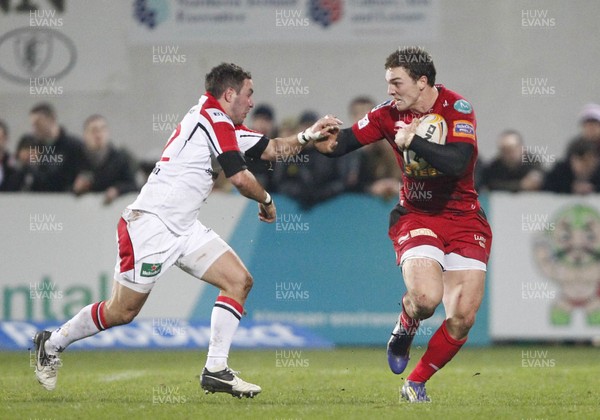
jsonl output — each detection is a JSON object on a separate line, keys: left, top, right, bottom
{"left": 223, "top": 87, "right": 236, "bottom": 103}
{"left": 417, "top": 76, "right": 428, "bottom": 91}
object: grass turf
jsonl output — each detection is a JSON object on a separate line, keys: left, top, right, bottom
{"left": 1, "top": 346, "right": 598, "bottom": 419}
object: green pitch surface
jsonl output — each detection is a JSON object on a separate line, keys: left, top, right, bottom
{"left": 1, "top": 346, "right": 598, "bottom": 419}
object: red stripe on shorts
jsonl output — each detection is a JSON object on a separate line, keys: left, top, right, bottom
{"left": 117, "top": 218, "right": 135, "bottom": 273}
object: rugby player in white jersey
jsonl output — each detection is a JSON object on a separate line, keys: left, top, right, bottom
{"left": 33, "top": 63, "right": 341, "bottom": 398}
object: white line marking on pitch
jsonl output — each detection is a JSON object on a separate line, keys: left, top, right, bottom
{"left": 99, "top": 370, "right": 148, "bottom": 382}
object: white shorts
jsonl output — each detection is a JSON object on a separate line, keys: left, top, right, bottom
{"left": 400, "top": 245, "right": 487, "bottom": 271}
{"left": 114, "top": 209, "right": 231, "bottom": 293}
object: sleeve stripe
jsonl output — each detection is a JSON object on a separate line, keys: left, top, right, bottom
{"left": 198, "top": 122, "right": 221, "bottom": 156}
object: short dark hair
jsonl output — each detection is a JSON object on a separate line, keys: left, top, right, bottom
{"left": 205, "top": 63, "right": 252, "bottom": 98}
{"left": 568, "top": 139, "right": 598, "bottom": 158}
{"left": 0, "top": 119, "right": 8, "bottom": 138}
{"left": 83, "top": 114, "right": 107, "bottom": 129}
{"left": 349, "top": 96, "right": 376, "bottom": 108}
{"left": 385, "top": 47, "right": 436, "bottom": 86}
{"left": 252, "top": 104, "right": 274, "bottom": 121}
{"left": 30, "top": 102, "right": 57, "bottom": 120}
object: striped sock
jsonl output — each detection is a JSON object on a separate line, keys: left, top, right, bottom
{"left": 407, "top": 320, "right": 466, "bottom": 383}
{"left": 205, "top": 296, "right": 243, "bottom": 371}
{"left": 46, "top": 301, "right": 109, "bottom": 354}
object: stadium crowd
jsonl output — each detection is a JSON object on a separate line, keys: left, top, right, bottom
{"left": 1, "top": 101, "right": 600, "bottom": 204}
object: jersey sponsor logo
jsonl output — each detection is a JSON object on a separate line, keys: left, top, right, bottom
{"left": 206, "top": 108, "right": 233, "bottom": 126}
{"left": 357, "top": 115, "right": 370, "bottom": 129}
{"left": 474, "top": 234, "right": 487, "bottom": 248}
{"left": 453, "top": 99, "right": 472, "bottom": 114}
{"left": 141, "top": 263, "right": 162, "bottom": 277}
{"left": 409, "top": 228, "right": 438, "bottom": 238}
{"left": 453, "top": 120, "right": 475, "bottom": 139}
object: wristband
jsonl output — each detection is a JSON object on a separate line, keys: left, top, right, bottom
{"left": 297, "top": 131, "right": 310, "bottom": 145}
{"left": 262, "top": 192, "right": 273, "bottom": 205}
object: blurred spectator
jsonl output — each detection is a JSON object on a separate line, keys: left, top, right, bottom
{"left": 73, "top": 115, "right": 138, "bottom": 204}
{"left": 480, "top": 130, "right": 544, "bottom": 192}
{"left": 22, "top": 102, "right": 85, "bottom": 191}
{"left": 543, "top": 139, "right": 600, "bottom": 194}
{"left": 8, "top": 135, "right": 40, "bottom": 191}
{"left": 577, "top": 103, "right": 600, "bottom": 144}
{"left": 269, "top": 110, "right": 360, "bottom": 209}
{"left": 0, "top": 119, "right": 17, "bottom": 191}
{"left": 244, "top": 103, "right": 278, "bottom": 187}
{"left": 348, "top": 96, "right": 402, "bottom": 199}
{"left": 250, "top": 104, "right": 278, "bottom": 138}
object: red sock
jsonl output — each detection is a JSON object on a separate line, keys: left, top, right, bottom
{"left": 400, "top": 295, "right": 419, "bottom": 334}
{"left": 407, "top": 320, "right": 466, "bottom": 383}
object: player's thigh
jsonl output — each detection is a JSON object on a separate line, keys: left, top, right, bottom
{"left": 177, "top": 234, "right": 250, "bottom": 292}
{"left": 402, "top": 256, "right": 444, "bottom": 307}
{"left": 106, "top": 279, "right": 150, "bottom": 315}
{"left": 442, "top": 269, "right": 486, "bottom": 320}
{"left": 201, "top": 249, "right": 252, "bottom": 294}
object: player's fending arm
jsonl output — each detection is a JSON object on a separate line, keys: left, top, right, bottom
{"left": 313, "top": 127, "right": 365, "bottom": 157}
{"left": 259, "top": 115, "right": 342, "bottom": 161}
{"left": 218, "top": 150, "right": 276, "bottom": 223}
{"left": 395, "top": 122, "right": 474, "bottom": 177}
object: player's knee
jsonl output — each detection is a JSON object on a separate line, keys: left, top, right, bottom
{"left": 228, "top": 271, "right": 253, "bottom": 298}
{"left": 407, "top": 294, "right": 440, "bottom": 319}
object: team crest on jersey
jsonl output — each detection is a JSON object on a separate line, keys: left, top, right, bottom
{"left": 206, "top": 108, "right": 232, "bottom": 125}
{"left": 453, "top": 120, "right": 475, "bottom": 139}
{"left": 357, "top": 115, "right": 370, "bottom": 129}
{"left": 453, "top": 99, "right": 472, "bottom": 114}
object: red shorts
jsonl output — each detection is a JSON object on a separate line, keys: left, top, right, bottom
{"left": 388, "top": 204, "right": 492, "bottom": 270}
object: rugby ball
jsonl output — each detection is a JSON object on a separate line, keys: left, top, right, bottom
{"left": 403, "top": 114, "right": 447, "bottom": 171}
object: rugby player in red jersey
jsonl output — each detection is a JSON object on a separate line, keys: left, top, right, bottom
{"left": 315, "top": 47, "right": 492, "bottom": 402}
{"left": 32, "top": 63, "right": 341, "bottom": 397}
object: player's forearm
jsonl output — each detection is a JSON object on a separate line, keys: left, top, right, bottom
{"left": 409, "top": 137, "right": 473, "bottom": 176}
{"left": 261, "top": 135, "right": 305, "bottom": 161}
{"left": 322, "top": 128, "right": 363, "bottom": 158}
{"left": 228, "top": 169, "right": 271, "bottom": 204}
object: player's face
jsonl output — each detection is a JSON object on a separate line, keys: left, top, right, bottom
{"left": 385, "top": 67, "right": 424, "bottom": 112}
{"left": 230, "top": 79, "right": 254, "bottom": 125}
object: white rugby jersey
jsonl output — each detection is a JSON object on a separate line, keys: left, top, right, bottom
{"left": 128, "top": 93, "right": 267, "bottom": 235}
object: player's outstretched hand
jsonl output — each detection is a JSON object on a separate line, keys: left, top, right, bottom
{"left": 310, "top": 114, "right": 343, "bottom": 140}
{"left": 258, "top": 199, "right": 276, "bottom": 223}
{"left": 395, "top": 118, "right": 419, "bottom": 150}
